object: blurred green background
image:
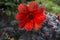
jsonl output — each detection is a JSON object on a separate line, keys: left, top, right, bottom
{"left": 0, "top": 0, "right": 60, "bottom": 19}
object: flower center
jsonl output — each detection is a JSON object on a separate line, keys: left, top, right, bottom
{"left": 29, "top": 13, "right": 34, "bottom": 20}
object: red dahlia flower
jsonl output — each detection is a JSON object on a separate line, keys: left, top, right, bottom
{"left": 16, "top": 1, "right": 46, "bottom": 31}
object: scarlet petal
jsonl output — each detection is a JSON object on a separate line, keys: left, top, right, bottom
{"left": 34, "top": 23, "right": 42, "bottom": 31}
{"left": 25, "top": 20, "right": 33, "bottom": 31}
{"left": 34, "top": 14, "right": 46, "bottom": 24}
{"left": 34, "top": 15, "right": 42, "bottom": 24}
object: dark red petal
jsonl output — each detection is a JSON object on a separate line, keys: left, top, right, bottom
{"left": 33, "top": 9, "right": 44, "bottom": 16}
{"left": 34, "top": 6, "right": 45, "bottom": 15}
{"left": 18, "top": 3, "right": 28, "bottom": 13}
{"left": 20, "top": 14, "right": 30, "bottom": 23}
{"left": 18, "top": 15, "right": 29, "bottom": 28}
{"left": 29, "top": 1, "right": 38, "bottom": 12}
{"left": 16, "top": 12, "right": 29, "bottom": 21}
{"left": 24, "top": 20, "right": 33, "bottom": 31}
